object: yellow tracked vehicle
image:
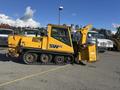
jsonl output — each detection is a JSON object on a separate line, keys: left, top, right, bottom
{"left": 7, "top": 24, "right": 97, "bottom": 64}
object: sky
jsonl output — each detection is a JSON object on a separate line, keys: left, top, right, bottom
{"left": 0, "top": 0, "right": 120, "bottom": 30}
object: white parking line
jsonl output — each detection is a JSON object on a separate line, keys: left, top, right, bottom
{"left": 0, "top": 65, "right": 70, "bottom": 87}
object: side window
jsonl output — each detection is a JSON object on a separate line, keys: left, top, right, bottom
{"left": 51, "top": 27, "right": 71, "bottom": 46}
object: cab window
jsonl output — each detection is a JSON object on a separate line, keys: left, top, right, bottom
{"left": 51, "top": 27, "right": 71, "bottom": 46}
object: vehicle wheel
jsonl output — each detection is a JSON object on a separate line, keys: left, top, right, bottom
{"left": 40, "top": 54, "right": 52, "bottom": 64}
{"left": 66, "top": 56, "right": 72, "bottom": 64}
{"left": 98, "top": 50, "right": 105, "bottom": 53}
{"left": 54, "top": 56, "right": 64, "bottom": 64}
{"left": 98, "top": 48, "right": 106, "bottom": 53}
{"left": 23, "top": 53, "right": 38, "bottom": 64}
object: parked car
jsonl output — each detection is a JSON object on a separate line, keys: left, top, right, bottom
{"left": 0, "top": 28, "right": 14, "bottom": 47}
{"left": 88, "top": 31, "right": 114, "bottom": 52}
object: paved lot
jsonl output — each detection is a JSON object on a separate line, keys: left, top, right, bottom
{"left": 0, "top": 49, "right": 120, "bottom": 90}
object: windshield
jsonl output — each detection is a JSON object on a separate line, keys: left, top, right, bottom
{"left": 24, "top": 30, "right": 39, "bottom": 35}
{"left": 88, "top": 32, "right": 98, "bottom": 38}
{"left": 97, "top": 34, "right": 105, "bottom": 39}
{"left": 88, "top": 32, "right": 105, "bottom": 39}
{"left": 0, "top": 30, "right": 13, "bottom": 35}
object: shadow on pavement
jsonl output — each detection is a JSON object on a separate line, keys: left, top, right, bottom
{"left": 0, "top": 52, "right": 24, "bottom": 64}
{"left": 75, "top": 61, "right": 86, "bottom": 66}
{"left": 0, "top": 50, "right": 88, "bottom": 66}
{"left": 0, "top": 53, "right": 10, "bottom": 62}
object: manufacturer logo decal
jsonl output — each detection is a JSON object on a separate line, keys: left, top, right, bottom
{"left": 49, "top": 44, "right": 62, "bottom": 48}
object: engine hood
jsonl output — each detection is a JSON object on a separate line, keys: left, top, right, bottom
{"left": 97, "top": 39, "right": 113, "bottom": 42}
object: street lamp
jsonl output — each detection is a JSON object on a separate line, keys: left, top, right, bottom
{"left": 58, "top": 6, "right": 63, "bottom": 25}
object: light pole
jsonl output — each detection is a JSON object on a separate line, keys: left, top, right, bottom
{"left": 58, "top": 6, "right": 63, "bottom": 25}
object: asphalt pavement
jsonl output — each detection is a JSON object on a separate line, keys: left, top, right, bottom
{"left": 0, "top": 49, "right": 120, "bottom": 90}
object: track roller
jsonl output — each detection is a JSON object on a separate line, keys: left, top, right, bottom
{"left": 23, "top": 52, "right": 38, "bottom": 64}
{"left": 40, "top": 54, "right": 52, "bottom": 64}
{"left": 66, "top": 56, "right": 72, "bottom": 64}
{"left": 54, "top": 56, "right": 65, "bottom": 64}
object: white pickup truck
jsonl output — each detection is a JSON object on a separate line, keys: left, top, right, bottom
{"left": 88, "top": 31, "right": 113, "bottom": 52}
